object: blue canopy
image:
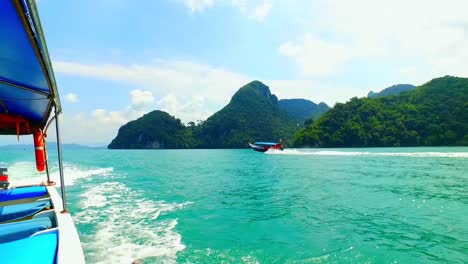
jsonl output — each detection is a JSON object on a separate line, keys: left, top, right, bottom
{"left": 0, "top": 0, "right": 61, "bottom": 135}
{"left": 254, "top": 142, "right": 280, "bottom": 146}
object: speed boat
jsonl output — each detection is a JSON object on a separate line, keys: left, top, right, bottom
{"left": 248, "top": 142, "right": 284, "bottom": 152}
{"left": 0, "top": 1, "right": 85, "bottom": 263}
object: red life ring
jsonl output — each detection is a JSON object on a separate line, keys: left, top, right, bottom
{"left": 33, "top": 130, "right": 46, "bottom": 172}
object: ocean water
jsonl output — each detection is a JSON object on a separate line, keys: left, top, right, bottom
{"left": 1, "top": 147, "right": 467, "bottom": 263}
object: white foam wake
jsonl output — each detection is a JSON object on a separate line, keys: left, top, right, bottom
{"left": 265, "top": 149, "right": 468, "bottom": 158}
{"left": 74, "top": 182, "right": 192, "bottom": 264}
{"left": 6, "top": 161, "right": 113, "bottom": 186}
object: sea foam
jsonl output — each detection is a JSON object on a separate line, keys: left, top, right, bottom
{"left": 265, "top": 149, "right": 468, "bottom": 158}
{"left": 6, "top": 161, "right": 113, "bottom": 186}
{"left": 74, "top": 181, "right": 192, "bottom": 264}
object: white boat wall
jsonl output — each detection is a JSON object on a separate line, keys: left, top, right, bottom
{"left": 47, "top": 186, "right": 86, "bottom": 263}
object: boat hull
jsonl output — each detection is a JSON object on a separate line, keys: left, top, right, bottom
{"left": 47, "top": 186, "right": 86, "bottom": 264}
{"left": 253, "top": 147, "right": 269, "bottom": 152}
{"left": 248, "top": 142, "right": 283, "bottom": 152}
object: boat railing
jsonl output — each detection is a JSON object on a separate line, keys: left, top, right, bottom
{"left": 43, "top": 107, "right": 67, "bottom": 212}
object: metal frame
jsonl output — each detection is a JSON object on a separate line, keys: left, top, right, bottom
{"left": 0, "top": 79, "right": 51, "bottom": 98}
{"left": 44, "top": 109, "right": 67, "bottom": 212}
{"left": 54, "top": 106, "right": 67, "bottom": 212}
{"left": 44, "top": 115, "right": 56, "bottom": 185}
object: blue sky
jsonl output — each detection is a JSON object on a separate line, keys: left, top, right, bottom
{"left": 2, "top": 0, "right": 467, "bottom": 145}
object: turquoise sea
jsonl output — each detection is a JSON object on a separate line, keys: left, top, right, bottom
{"left": 1, "top": 147, "right": 467, "bottom": 263}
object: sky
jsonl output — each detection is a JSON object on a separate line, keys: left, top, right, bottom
{"left": 2, "top": 0, "right": 468, "bottom": 145}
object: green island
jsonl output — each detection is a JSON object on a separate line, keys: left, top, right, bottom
{"left": 293, "top": 76, "right": 468, "bottom": 147}
{"left": 108, "top": 81, "right": 329, "bottom": 149}
{"left": 108, "top": 76, "right": 467, "bottom": 149}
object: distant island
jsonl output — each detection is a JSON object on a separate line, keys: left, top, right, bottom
{"left": 108, "top": 76, "right": 468, "bottom": 149}
{"left": 294, "top": 76, "right": 467, "bottom": 147}
{"left": 367, "top": 84, "right": 416, "bottom": 98}
{"left": 278, "top": 99, "right": 329, "bottom": 123}
{"left": 108, "top": 81, "right": 329, "bottom": 149}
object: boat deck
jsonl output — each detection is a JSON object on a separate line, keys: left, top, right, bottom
{"left": 0, "top": 186, "right": 59, "bottom": 263}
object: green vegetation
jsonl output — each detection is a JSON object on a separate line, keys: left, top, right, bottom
{"left": 196, "top": 81, "right": 298, "bottom": 148}
{"left": 109, "top": 76, "right": 468, "bottom": 149}
{"left": 108, "top": 81, "right": 299, "bottom": 149}
{"left": 293, "top": 76, "right": 468, "bottom": 147}
{"left": 278, "top": 99, "right": 329, "bottom": 123}
{"left": 108, "top": 110, "right": 194, "bottom": 149}
{"left": 368, "top": 84, "right": 416, "bottom": 98}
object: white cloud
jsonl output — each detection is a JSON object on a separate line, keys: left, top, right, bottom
{"left": 44, "top": 93, "right": 215, "bottom": 145}
{"left": 181, "top": 0, "right": 273, "bottom": 22}
{"left": 47, "top": 104, "right": 150, "bottom": 146}
{"left": 54, "top": 58, "right": 368, "bottom": 110}
{"left": 43, "top": 66, "right": 237, "bottom": 145}
{"left": 184, "top": 0, "right": 215, "bottom": 13}
{"left": 57, "top": 111, "right": 125, "bottom": 146}
{"left": 279, "top": 35, "right": 354, "bottom": 76}
{"left": 231, "top": 0, "right": 248, "bottom": 12}
{"left": 65, "top": 93, "right": 79, "bottom": 103}
{"left": 157, "top": 94, "right": 179, "bottom": 118}
{"left": 248, "top": 0, "right": 272, "bottom": 22}
{"left": 281, "top": 0, "right": 468, "bottom": 81}
{"left": 130, "top": 89, "right": 155, "bottom": 110}
{"left": 157, "top": 94, "right": 211, "bottom": 123}
{"left": 54, "top": 59, "right": 250, "bottom": 112}
{"left": 92, "top": 109, "right": 127, "bottom": 125}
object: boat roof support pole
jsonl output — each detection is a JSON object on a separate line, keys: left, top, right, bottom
{"left": 54, "top": 105, "right": 67, "bottom": 212}
{"left": 44, "top": 115, "right": 56, "bottom": 185}
{"left": 44, "top": 143, "right": 51, "bottom": 184}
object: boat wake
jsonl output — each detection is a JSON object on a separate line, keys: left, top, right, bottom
{"left": 6, "top": 161, "right": 113, "bottom": 186}
{"left": 74, "top": 181, "right": 192, "bottom": 264}
{"left": 4, "top": 161, "right": 192, "bottom": 263}
{"left": 265, "top": 149, "right": 468, "bottom": 158}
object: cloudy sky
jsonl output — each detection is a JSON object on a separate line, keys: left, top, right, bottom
{"left": 3, "top": 0, "right": 467, "bottom": 145}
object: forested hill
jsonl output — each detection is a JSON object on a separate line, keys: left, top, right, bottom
{"left": 108, "top": 110, "right": 193, "bottom": 149}
{"left": 278, "top": 99, "right": 329, "bottom": 122}
{"left": 293, "top": 76, "right": 468, "bottom": 147}
{"left": 108, "top": 81, "right": 300, "bottom": 149}
{"left": 368, "top": 84, "right": 416, "bottom": 98}
{"left": 196, "top": 81, "right": 298, "bottom": 148}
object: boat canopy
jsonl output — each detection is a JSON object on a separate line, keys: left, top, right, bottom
{"left": 254, "top": 142, "right": 280, "bottom": 146}
{"left": 0, "top": 0, "right": 61, "bottom": 135}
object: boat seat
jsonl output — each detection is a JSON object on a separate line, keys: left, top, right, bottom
{"left": 0, "top": 228, "right": 58, "bottom": 264}
{"left": 0, "top": 186, "right": 48, "bottom": 202}
{"left": 0, "top": 217, "right": 52, "bottom": 243}
{"left": 0, "top": 200, "right": 51, "bottom": 223}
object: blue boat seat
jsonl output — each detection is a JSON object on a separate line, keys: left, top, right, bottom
{"left": 0, "top": 186, "right": 48, "bottom": 202}
{"left": 0, "top": 200, "right": 51, "bottom": 223}
{"left": 0, "top": 228, "right": 58, "bottom": 264}
{"left": 0, "top": 217, "right": 52, "bottom": 243}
